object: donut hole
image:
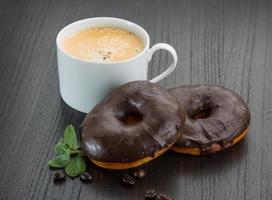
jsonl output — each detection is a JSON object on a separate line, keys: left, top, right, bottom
{"left": 118, "top": 112, "right": 143, "bottom": 125}
{"left": 190, "top": 107, "right": 212, "bottom": 120}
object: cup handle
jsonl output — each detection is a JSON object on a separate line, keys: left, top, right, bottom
{"left": 147, "top": 43, "right": 178, "bottom": 83}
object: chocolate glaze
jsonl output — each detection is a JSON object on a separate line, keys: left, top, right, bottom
{"left": 169, "top": 85, "right": 251, "bottom": 152}
{"left": 81, "top": 81, "right": 185, "bottom": 163}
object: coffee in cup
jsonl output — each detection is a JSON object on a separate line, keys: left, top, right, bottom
{"left": 61, "top": 26, "right": 144, "bottom": 62}
{"left": 56, "top": 17, "right": 177, "bottom": 113}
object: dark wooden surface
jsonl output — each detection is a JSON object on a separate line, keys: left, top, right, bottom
{"left": 0, "top": 0, "right": 271, "bottom": 199}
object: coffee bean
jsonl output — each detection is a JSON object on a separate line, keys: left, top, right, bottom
{"left": 209, "top": 143, "right": 221, "bottom": 153}
{"left": 53, "top": 171, "right": 65, "bottom": 183}
{"left": 133, "top": 168, "right": 146, "bottom": 179}
{"left": 144, "top": 189, "right": 157, "bottom": 200}
{"left": 155, "top": 193, "right": 173, "bottom": 200}
{"left": 80, "top": 172, "right": 93, "bottom": 183}
{"left": 121, "top": 174, "right": 135, "bottom": 186}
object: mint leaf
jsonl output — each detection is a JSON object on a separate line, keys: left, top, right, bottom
{"left": 54, "top": 139, "right": 67, "bottom": 155}
{"left": 48, "top": 157, "right": 69, "bottom": 168}
{"left": 63, "top": 125, "right": 79, "bottom": 150}
{"left": 64, "top": 155, "right": 86, "bottom": 177}
{"left": 48, "top": 124, "right": 85, "bottom": 176}
{"left": 59, "top": 138, "right": 64, "bottom": 143}
{"left": 48, "top": 149, "right": 70, "bottom": 168}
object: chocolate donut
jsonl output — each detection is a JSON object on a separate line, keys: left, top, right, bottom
{"left": 169, "top": 85, "right": 251, "bottom": 155}
{"left": 81, "top": 81, "right": 185, "bottom": 169}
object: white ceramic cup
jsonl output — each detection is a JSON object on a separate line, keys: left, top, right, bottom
{"left": 56, "top": 17, "right": 177, "bottom": 113}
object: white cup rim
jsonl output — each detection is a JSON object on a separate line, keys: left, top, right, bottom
{"left": 56, "top": 17, "right": 150, "bottom": 64}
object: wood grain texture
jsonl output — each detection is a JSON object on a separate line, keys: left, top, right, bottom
{"left": 0, "top": 0, "right": 271, "bottom": 199}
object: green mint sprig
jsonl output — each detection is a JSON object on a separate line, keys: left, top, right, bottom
{"left": 48, "top": 125, "right": 86, "bottom": 177}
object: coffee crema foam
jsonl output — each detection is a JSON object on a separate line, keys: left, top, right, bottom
{"left": 61, "top": 27, "right": 144, "bottom": 62}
